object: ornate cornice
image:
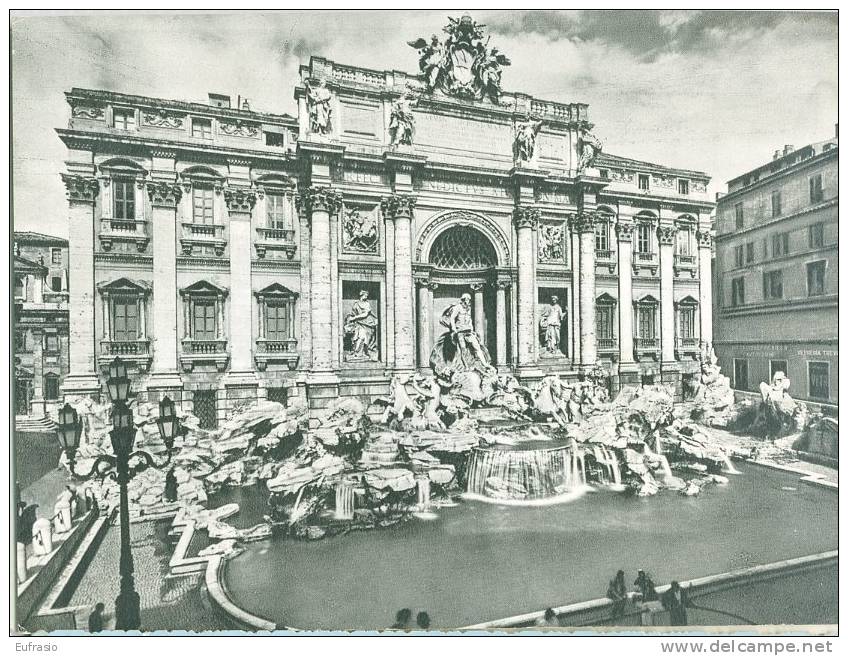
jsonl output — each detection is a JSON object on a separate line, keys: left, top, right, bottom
{"left": 380, "top": 194, "right": 417, "bottom": 220}
{"left": 146, "top": 181, "right": 183, "bottom": 208}
{"left": 296, "top": 186, "right": 343, "bottom": 217}
{"left": 569, "top": 211, "right": 596, "bottom": 234}
{"left": 224, "top": 187, "right": 258, "bottom": 213}
{"left": 61, "top": 174, "right": 99, "bottom": 203}
{"left": 512, "top": 206, "right": 540, "bottom": 230}
{"left": 696, "top": 229, "right": 712, "bottom": 248}
{"left": 657, "top": 224, "right": 678, "bottom": 246}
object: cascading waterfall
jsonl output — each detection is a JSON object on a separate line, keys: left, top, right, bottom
{"left": 656, "top": 455, "right": 673, "bottom": 478}
{"left": 334, "top": 481, "right": 355, "bottom": 520}
{"left": 416, "top": 476, "right": 431, "bottom": 511}
{"left": 721, "top": 452, "right": 741, "bottom": 474}
{"left": 466, "top": 443, "right": 575, "bottom": 501}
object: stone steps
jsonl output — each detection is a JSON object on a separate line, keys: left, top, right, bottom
{"left": 15, "top": 415, "right": 57, "bottom": 433}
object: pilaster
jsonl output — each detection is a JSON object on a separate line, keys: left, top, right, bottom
{"left": 146, "top": 179, "right": 184, "bottom": 391}
{"left": 513, "top": 205, "right": 541, "bottom": 377}
{"left": 696, "top": 228, "right": 713, "bottom": 347}
{"left": 60, "top": 173, "right": 101, "bottom": 399}
{"left": 615, "top": 217, "right": 636, "bottom": 372}
{"left": 495, "top": 278, "right": 511, "bottom": 369}
{"left": 224, "top": 186, "right": 259, "bottom": 386}
{"left": 657, "top": 222, "right": 678, "bottom": 367}
{"left": 573, "top": 211, "right": 597, "bottom": 371}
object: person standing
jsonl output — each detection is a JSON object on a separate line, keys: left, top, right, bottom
{"left": 88, "top": 602, "right": 105, "bottom": 633}
{"left": 661, "top": 581, "right": 689, "bottom": 626}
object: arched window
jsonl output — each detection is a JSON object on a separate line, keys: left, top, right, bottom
{"left": 429, "top": 225, "right": 497, "bottom": 269}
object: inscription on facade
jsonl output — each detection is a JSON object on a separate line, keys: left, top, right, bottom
{"left": 420, "top": 177, "right": 508, "bottom": 197}
{"left": 415, "top": 111, "right": 511, "bottom": 155}
{"left": 342, "top": 101, "right": 381, "bottom": 138}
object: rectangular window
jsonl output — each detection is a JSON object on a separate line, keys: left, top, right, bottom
{"left": 734, "top": 245, "right": 744, "bottom": 268}
{"left": 745, "top": 242, "right": 755, "bottom": 263}
{"left": 771, "top": 232, "right": 789, "bottom": 257}
{"left": 192, "top": 118, "right": 213, "bottom": 139}
{"left": 735, "top": 203, "right": 744, "bottom": 229}
{"left": 14, "top": 331, "right": 26, "bottom": 352}
{"left": 763, "top": 270, "right": 783, "bottom": 300}
{"left": 596, "top": 304, "right": 614, "bottom": 340}
{"left": 637, "top": 223, "right": 651, "bottom": 253}
{"left": 113, "top": 298, "right": 138, "bottom": 341}
{"left": 44, "top": 375, "right": 59, "bottom": 401}
{"left": 51, "top": 248, "right": 62, "bottom": 264}
{"left": 731, "top": 277, "right": 745, "bottom": 307}
{"left": 113, "top": 179, "right": 135, "bottom": 220}
{"left": 266, "top": 193, "right": 287, "bottom": 229}
{"left": 44, "top": 334, "right": 59, "bottom": 353}
{"left": 678, "top": 306, "right": 696, "bottom": 339}
{"left": 807, "top": 260, "right": 826, "bottom": 296}
{"left": 733, "top": 359, "right": 749, "bottom": 391}
{"left": 678, "top": 179, "right": 689, "bottom": 195}
{"left": 51, "top": 276, "right": 62, "bottom": 292}
{"left": 771, "top": 190, "right": 782, "bottom": 217}
{"left": 192, "top": 185, "right": 215, "bottom": 224}
{"left": 638, "top": 174, "right": 650, "bottom": 191}
{"left": 594, "top": 222, "right": 609, "bottom": 251}
{"left": 809, "top": 174, "right": 824, "bottom": 203}
{"left": 637, "top": 305, "right": 656, "bottom": 339}
{"left": 265, "top": 132, "right": 285, "bottom": 147}
{"left": 809, "top": 223, "right": 824, "bottom": 248}
{"left": 265, "top": 302, "right": 290, "bottom": 341}
{"left": 599, "top": 169, "right": 609, "bottom": 179}
{"left": 14, "top": 276, "right": 25, "bottom": 301}
{"left": 808, "top": 361, "right": 830, "bottom": 400}
{"left": 675, "top": 229, "right": 692, "bottom": 256}
{"left": 113, "top": 109, "right": 136, "bottom": 130}
{"left": 769, "top": 360, "right": 788, "bottom": 382}
{"left": 193, "top": 299, "right": 217, "bottom": 340}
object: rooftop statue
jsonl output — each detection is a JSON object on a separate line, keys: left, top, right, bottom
{"left": 306, "top": 79, "right": 332, "bottom": 135}
{"left": 512, "top": 115, "right": 544, "bottom": 165}
{"left": 389, "top": 89, "right": 418, "bottom": 146}
{"left": 577, "top": 129, "right": 603, "bottom": 172}
{"left": 408, "top": 14, "right": 511, "bottom": 103}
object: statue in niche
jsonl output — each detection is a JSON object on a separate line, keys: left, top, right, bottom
{"left": 577, "top": 130, "right": 603, "bottom": 171}
{"left": 539, "top": 295, "right": 566, "bottom": 354}
{"left": 389, "top": 90, "right": 418, "bottom": 146}
{"left": 429, "top": 292, "right": 494, "bottom": 377}
{"left": 306, "top": 79, "right": 333, "bottom": 135}
{"left": 538, "top": 223, "right": 564, "bottom": 262}
{"left": 344, "top": 290, "right": 379, "bottom": 361}
{"left": 342, "top": 208, "right": 379, "bottom": 253}
{"left": 512, "top": 115, "right": 544, "bottom": 165}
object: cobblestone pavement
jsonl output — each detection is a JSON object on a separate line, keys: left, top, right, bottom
{"left": 68, "top": 519, "right": 229, "bottom": 632}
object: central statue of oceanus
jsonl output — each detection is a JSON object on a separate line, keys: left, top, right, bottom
{"left": 429, "top": 292, "right": 494, "bottom": 377}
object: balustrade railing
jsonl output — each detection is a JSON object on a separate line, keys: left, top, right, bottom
{"left": 635, "top": 337, "right": 660, "bottom": 350}
{"left": 595, "top": 249, "right": 614, "bottom": 261}
{"left": 635, "top": 251, "right": 656, "bottom": 262}
{"left": 256, "top": 227, "right": 295, "bottom": 243}
{"left": 182, "top": 339, "right": 227, "bottom": 354}
{"left": 182, "top": 223, "right": 225, "bottom": 239}
{"left": 674, "top": 254, "right": 697, "bottom": 266}
{"left": 597, "top": 337, "right": 617, "bottom": 351}
{"left": 101, "top": 339, "right": 150, "bottom": 356}
{"left": 256, "top": 338, "right": 298, "bottom": 353}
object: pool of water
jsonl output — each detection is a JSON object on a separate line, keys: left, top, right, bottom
{"left": 216, "top": 462, "right": 837, "bottom": 630}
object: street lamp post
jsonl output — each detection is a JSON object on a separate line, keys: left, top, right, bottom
{"left": 55, "top": 358, "right": 179, "bottom": 631}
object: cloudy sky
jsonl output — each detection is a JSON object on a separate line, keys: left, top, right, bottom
{"left": 11, "top": 9, "right": 837, "bottom": 238}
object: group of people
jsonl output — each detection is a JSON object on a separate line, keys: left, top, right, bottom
{"left": 606, "top": 569, "right": 690, "bottom": 625}
{"left": 390, "top": 608, "right": 431, "bottom": 630}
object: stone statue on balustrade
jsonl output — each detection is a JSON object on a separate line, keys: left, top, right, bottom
{"left": 306, "top": 79, "right": 333, "bottom": 135}
{"left": 430, "top": 292, "right": 494, "bottom": 379}
{"left": 344, "top": 290, "right": 379, "bottom": 361}
{"left": 389, "top": 90, "right": 418, "bottom": 147}
{"left": 342, "top": 208, "right": 379, "bottom": 253}
{"left": 512, "top": 115, "right": 544, "bottom": 165}
{"left": 539, "top": 295, "right": 565, "bottom": 355}
{"left": 577, "top": 130, "right": 603, "bottom": 172}
{"left": 538, "top": 223, "right": 564, "bottom": 262}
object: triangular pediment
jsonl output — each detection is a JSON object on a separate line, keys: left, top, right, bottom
{"left": 180, "top": 280, "right": 228, "bottom": 296}
{"left": 14, "top": 255, "right": 47, "bottom": 274}
{"left": 256, "top": 282, "right": 298, "bottom": 297}
{"left": 596, "top": 292, "right": 617, "bottom": 305}
{"left": 97, "top": 277, "right": 152, "bottom": 294}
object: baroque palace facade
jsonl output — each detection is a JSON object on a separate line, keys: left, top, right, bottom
{"left": 57, "top": 16, "right": 714, "bottom": 424}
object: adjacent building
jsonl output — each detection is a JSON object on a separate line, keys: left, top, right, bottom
{"left": 13, "top": 232, "right": 70, "bottom": 418}
{"left": 713, "top": 131, "right": 838, "bottom": 406}
{"left": 55, "top": 15, "right": 714, "bottom": 425}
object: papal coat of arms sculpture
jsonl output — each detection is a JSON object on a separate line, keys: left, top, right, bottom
{"left": 408, "top": 14, "right": 512, "bottom": 103}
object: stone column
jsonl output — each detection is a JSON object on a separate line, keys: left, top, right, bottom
{"left": 382, "top": 194, "right": 417, "bottom": 374}
{"left": 495, "top": 280, "right": 510, "bottom": 368}
{"left": 31, "top": 328, "right": 44, "bottom": 416}
{"left": 416, "top": 278, "right": 432, "bottom": 369}
{"left": 471, "top": 283, "right": 485, "bottom": 346}
{"left": 658, "top": 224, "right": 678, "bottom": 364}
{"left": 615, "top": 218, "right": 636, "bottom": 368}
{"left": 60, "top": 174, "right": 101, "bottom": 398}
{"left": 146, "top": 180, "right": 183, "bottom": 391}
{"left": 574, "top": 212, "right": 597, "bottom": 370}
{"left": 297, "top": 187, "right": 342, "bottom": 377}
{"left": 696, "top": 229, "right": 713, "bottom": 347}
{"left": 513, "top": 206, "right": 540, "bottom": 373}
{"left": 224, "top": 187, "right": 258, "bottom": 380}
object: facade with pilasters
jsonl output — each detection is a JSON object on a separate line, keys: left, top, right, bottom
{"left": 57, "top": 37, "right": 713, "bottom": 422}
